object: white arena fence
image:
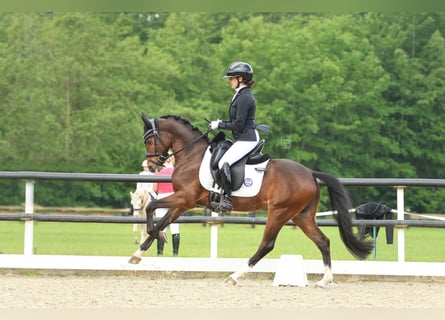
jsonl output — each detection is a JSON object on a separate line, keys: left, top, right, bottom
{"left": 1, "top": 171, "right": 445, "bottom": 279}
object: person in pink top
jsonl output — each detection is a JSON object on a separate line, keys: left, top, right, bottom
{"left": 154, "top": 155, "right": 180, "bottom": 256}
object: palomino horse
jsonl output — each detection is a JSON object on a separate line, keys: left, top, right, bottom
{"left": 129, "top": 189, "right": 150, "bottom": 244}
{"left": 128, "top": 114, "right": 373, "bottom": 287}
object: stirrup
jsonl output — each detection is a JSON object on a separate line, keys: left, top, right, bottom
{"left": 209, "top": 201, "right": 220, "bottom": 212}
{"left": 209, "top": 198, "right": 232, "bottom": 213}
{"left": 217, "top": 197, "right": 233, "bottom": 213}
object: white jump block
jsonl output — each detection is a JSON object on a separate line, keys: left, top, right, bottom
{"left": 273, "top": 254, "right": 308, "bottom": 287}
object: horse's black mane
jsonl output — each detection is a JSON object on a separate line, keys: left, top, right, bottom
{"left": 160, "top": 114, "right": 210, "bottom": 143}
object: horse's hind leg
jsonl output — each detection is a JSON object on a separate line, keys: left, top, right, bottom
{"left": 293, "top": 214, "right": 333, "bottom": 288}
{"left": 225, "top": 212, "right": 287, "bottom": 285}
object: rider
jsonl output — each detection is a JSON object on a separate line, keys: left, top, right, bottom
{"left": 208, "top": 61, "right": 260, "bottom": 213}
{"left": 136, "top": 160, "right": 155, "bottom": 195}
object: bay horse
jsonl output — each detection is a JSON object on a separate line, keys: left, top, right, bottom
{"left": 128, "top": 114, "right": 373, "bottom": 287}
{"left": 129, "top": 189, "right": 150, "bottom": 244}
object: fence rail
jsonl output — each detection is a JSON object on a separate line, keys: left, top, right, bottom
{"left": 1, "top": 213, "right": 445, "bottom": 228}
{"left": 2, "top": 170, "right": 445, "bottom": 186}
{"left": 1, "top": 171, "right": 445, "bottom": 278}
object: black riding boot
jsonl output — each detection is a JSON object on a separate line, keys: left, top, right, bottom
{"left": 172, "top": 233, "right": 180, "bottom": 256}
{"left": 216, "top": 162, "right": 233, "bottom": 213}
{"left": 157, "top": 240, "right": 164, "bottom": 256}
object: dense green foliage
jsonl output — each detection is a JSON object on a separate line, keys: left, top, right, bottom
{"left": 1, "top": 12, "right": 444, "bottom": 212}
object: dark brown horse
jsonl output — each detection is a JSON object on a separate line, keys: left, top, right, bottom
{"left": 128, "top": 114, "right": 373, "bottom": 287}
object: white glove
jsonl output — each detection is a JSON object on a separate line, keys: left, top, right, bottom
{"left": 209, "top": 120, "right": 221, "bottom": 130}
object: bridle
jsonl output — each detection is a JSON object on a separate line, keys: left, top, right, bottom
{"left": 143, "top": 118, "right": 170, "bottom": 167}
{"left": 143, "top": 117, "right": 212, "bottom": 167}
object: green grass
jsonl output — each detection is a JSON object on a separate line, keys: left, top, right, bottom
{"left": 0, "top": 221, "right": 444, "bottom": 262}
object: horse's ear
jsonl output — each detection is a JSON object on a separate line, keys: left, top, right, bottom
{"left": 141, "top": 112, "right": 152, "bottom": 131}
{"left": 141, "top": 112, "right": 151, "bottom": 129}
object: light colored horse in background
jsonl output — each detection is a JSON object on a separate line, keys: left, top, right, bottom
{"left": 130, "top": 189, "right": 150, "bottom": 244}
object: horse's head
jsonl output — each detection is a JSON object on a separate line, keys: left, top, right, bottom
{"left": 130, "top": 191, "right": 143, "bottom": 211}
{"left": 141, "top": 113, "right": 172, "bottom": 167}
{"left": 141, "top": 113, "right": 210, "bottom": 169}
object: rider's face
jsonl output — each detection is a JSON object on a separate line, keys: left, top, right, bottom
{"left": 228, "top": 76, "right": 242, "bottom": 89}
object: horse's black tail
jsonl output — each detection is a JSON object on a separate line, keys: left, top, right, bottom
{"left": 312, "top": 171, "right": 374, "bottom": 260}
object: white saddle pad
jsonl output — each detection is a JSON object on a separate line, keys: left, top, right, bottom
{"left": 198, "top": 146, "right": 269, "bottom": 197}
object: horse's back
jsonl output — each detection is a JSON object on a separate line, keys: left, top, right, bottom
{"left": 267, "top": 158, "right": 315, "bottom": 181}
{"left": 260, "top": 158, "right": 318, "bottom": 199}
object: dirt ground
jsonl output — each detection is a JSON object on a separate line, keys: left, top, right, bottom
{"left": 0, "top": 272, "right": 444, "bottom": 309}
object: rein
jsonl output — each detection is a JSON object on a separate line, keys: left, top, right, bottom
{"left": 144, "top": 118, "right": 212, "bottom": 166}
{"left": 167, "top": 128, "right": 213, "bottom": 160}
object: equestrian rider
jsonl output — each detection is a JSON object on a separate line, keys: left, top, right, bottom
{"left": 136, "top": 160, "right": 156, "bottom": 194}
{"left": 209, "top": 61, "right": 259, "bottom": 213}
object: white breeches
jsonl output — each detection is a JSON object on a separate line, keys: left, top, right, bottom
{"left": 155, "top": 192, "right": 179, "bottom": 234}
{"left": 218, "top": 130, "right": 259, "bottom": 169}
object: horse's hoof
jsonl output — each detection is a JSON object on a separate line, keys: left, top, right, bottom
{"left": 224, "top": 276, "right": 237, "bottom": 285}
{"left": 128, "top": 256, "right": 141, "bottom": 264}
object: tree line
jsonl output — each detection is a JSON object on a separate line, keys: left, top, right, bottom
{"left": 0, "top": 12, "right": 444, "bottom": 213}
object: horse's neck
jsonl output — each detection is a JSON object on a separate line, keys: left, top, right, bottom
{"left": 164, "top": 120, "right": 208, "bottom": 173}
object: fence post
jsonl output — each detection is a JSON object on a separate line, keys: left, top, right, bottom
{"left": 24, "top": 180, "right": 35, "bottom": 255}
{"left": 210, "top": 211, "right": 218, "bottom": 258}
{"left": 396, "top": 186, "right": 405, "bottom": 262}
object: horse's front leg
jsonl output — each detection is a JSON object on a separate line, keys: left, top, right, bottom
{"left": 128, "top": 191, "right": 195, "bottom": 264}
{"left": 128, "top": 208, "right": 185, "bottom": 264}
{"left": 128, "top": 234, "right": 157, "bottom": 264}
{"left": 144, "top": 200, "right": 169, "bottom": 243}
{"left": 128, "top": 201, "right": 157, "bottom": 264}
{"left": 145, "top": 201, "right": 156, "bottom": 236}
{"left": 133, "top": 224, "right": 139, "bottom": 244}
{"left": 148, "top": 190, "right": 194, "bottom": 242}
{"left": 132, "top": 221, "right": 139, "bottom": 244}
{"left": 132, "top": 210, "right": 141, "bottom": 244}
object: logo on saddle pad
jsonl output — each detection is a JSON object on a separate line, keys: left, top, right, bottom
{"left": 199, "top": 146, "right": 270, "bottom": 197}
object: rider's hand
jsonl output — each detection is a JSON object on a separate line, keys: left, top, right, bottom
{"left": 209, "top": 120, "right": 221, "bottom": 130}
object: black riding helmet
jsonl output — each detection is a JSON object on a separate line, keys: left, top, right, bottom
{"left": 223, "top": 61, "right": 253, "bottom": 82}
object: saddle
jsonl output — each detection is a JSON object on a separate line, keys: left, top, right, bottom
{"left": 208, "top": 132, "right": 271, "bottom": 191}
